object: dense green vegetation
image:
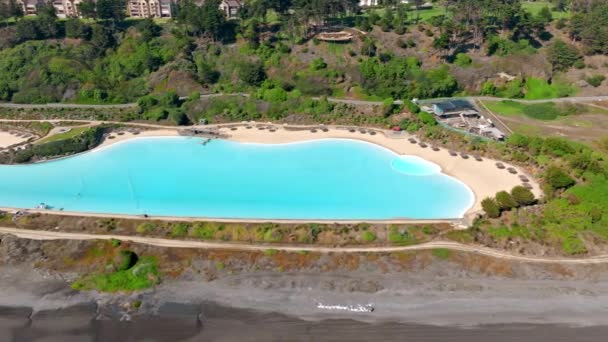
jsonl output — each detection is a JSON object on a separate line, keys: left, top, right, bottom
{"left": 0, "top": 125, "right": 109, "bottom": 163}
{"left": 474, "top": 132, "right": 608, "bottom": 255}
{"left": 72, "top": 251, "right": 161, "bottom": 292}
{"left": 0, "top": 0, "right": 606, "bottom": 107}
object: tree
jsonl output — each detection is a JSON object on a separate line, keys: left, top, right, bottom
{"left": 537, "top": 6, "right": 553, "bottom": 24}
{"left": 481, "top": 198, "right": 501, "bottom": 218}
{"left": 90, "top": 24, "right": 115, "bottom": 50}
{"left": 160, "top": 91, "right": 181, "bottom": 107}
{"left": 545, "top": 166, "right": 575, "bottom": 189}
{"left": 360, "top": 38, "right": 377, "bottom": 57}
{"left": 511, "top": 186, "right": 536, "bottom": 206}
{"left": 570, "top": 0, "right": 608, "bottom": 54}
{"left": 15, "top": 19, "right": 40, "bottom": 41}
{"left": 380, "top": 7, "right": 394, "bottom": 32}
{"left": 7, "top": 0, "right": 24, "bottom": 19}
{"left": 65, "top": 18, "right": 91, "bottom": 39}
{"left": 495, "top": 191, "right": 518, "bottom": 210}
{"left": 136, "top": 19, "right": 161, "bottom": 42}
{"left": 547, "top": 39, "right": 581, "bottom": 71}
{"left": 413, "top": 0, "right": 424, "bottom": 24}
{"left": 196, "top": 59, "right": 220, "bottom": 85}
{"left": 35, "top": 2, "right": 59, "bottom": 38}
{"left": 96, "top": 0, "right": 125, "bottom": 21}
{"left": 238, "top": 61, "right": 266, "bottom": 86}
{"left": 78, "top": 0, "right": 97, "bottom": 19}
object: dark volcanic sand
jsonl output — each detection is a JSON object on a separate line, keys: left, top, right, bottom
{"left": 2, "top": 302, "right": 608, "bottom": 342}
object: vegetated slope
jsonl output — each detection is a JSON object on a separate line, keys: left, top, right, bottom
{"left": 0, "top": 0, "right": 607, "bottom": 106}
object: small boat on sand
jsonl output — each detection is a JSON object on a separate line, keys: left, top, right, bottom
{"left": 317, "top": 302, "right": 374, "bottom": 313}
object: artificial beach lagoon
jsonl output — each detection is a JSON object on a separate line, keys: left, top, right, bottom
{"left": 0, "top": 137, "right": 475, "bottom": 220}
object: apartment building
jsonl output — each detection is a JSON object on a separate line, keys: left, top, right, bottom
{"left": 127, "top": 0, "right": 174, "bottom": 18}
{"left": 5, "top": 0, "right": 244, "bottom": 19}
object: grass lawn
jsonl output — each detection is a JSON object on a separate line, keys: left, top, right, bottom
{"left": 483, "top": 100, "right": 527, "bottom": 117}
{"left": 370, "top": 6, "right": 447, "bottom": 23}
{"left": 521, "top": 1, "right": 571, "bottom": 19}
{"left": 35, "top": 126, "right": 89, "bottom": 144}
{"left": 484, "top": 100, "right": 608, "bottom": 121}
{"left": 523, "top": 77, "right": 576, "bottom": 100}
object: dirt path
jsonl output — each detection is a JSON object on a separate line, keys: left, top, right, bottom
{"left": 2, "top": 227, "right": 608, "bottom": 265}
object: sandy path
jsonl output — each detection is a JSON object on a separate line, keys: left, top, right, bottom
{"left": 2, "top": 227, "right": 607, "bottom": 264}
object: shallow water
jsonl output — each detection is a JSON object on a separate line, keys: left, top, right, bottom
{"left": 0, "top": 137, "right": 473, "bottom": 219}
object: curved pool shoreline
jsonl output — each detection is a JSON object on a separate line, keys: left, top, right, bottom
{"left": 0, "top": 136, "right": 476, "bottom": 221}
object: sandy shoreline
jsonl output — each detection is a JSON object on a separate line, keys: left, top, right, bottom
{"left": 219, "top": 126, "right": 540, "bottom": 214}
{"left": 97, "top": 125, "right": 541, "bottom": 216}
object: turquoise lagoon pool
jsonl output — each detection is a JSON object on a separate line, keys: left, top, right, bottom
{"left": 0, "top": 137, "right": 474, "bottom": 220}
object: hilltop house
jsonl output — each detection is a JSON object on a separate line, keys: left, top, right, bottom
{"left": 219, "top": 0, "right": 242, "bottom": 19}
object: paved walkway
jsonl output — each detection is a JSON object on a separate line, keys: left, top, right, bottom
{"left": 2, "top": 227, "right": 608, "bottom": 265}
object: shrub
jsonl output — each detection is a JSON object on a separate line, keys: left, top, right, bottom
{"left": 361, "top": 231, "right": 377, "bottom": 242}
{"left": 191, "top": 223, "right": 221, "bottom": 240}
{"left": 495, "top": 191, "right": 517, "bottom": 210}
{"left": 71, "top": 256, "right": 160, "bottom": 292}
{"left": 418, "top": 111, "right": 437, "bottom": 126}
{"left": 481, "top": 198, "right": 501, "bottom": 218}
{"left": 545, "top": 166, "right": 575, "bottom": 189}
{"left": 387, "top": 226, "right": 417, "bottom": 245}
{"left": 507, "top": 133, "right": 530, "bottom": 148}
{"left": 360, "top": 38, "right": 377, "bottom": 57}
{"left": 453, "top": 53, "right": 472, "bottom": 67}
{"left": 144, "top": 108, "right": 169, "bottom": 121}
{"left": 480, "top": 81, "right": 497, "bottom": 95}
{"left": 511, "top": 186, "right": 536, "bottom": 206}
{"left": 310, "top": 57, "right": 327, "bottom": 71}
{"left": 170, "top": 223, "right": 189, "bottom": 237}
{"left": 586, "top": 75, "right": 606, "bottom": 87}
{"left": 136, "top": 222, "right": 156, "bottom": 234}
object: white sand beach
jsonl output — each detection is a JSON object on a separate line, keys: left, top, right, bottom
{"left": 219, "top": 126, "right": 541, "bottom": 215}
{"left": 0, "top": 132, "right": 28, "bottom": 148}
{"left": 96, "top": 129, "right": 179, "bottom": 148}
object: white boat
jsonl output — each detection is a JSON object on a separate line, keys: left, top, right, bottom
{"left": 316, "top": 302, "right": 374, "bottom": 313}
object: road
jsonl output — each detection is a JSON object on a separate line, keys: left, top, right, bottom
{"left": 2, "top": 227, "right": 608, "bottom": 265}
{"left": 2, "top": 95, "right": 607, "bottom": 110}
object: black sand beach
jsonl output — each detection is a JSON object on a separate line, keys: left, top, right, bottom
{"left": 3, "top": 302, "right": 608, "bottom": 342}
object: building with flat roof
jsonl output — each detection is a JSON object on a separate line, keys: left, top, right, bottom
{"left": 431, "top": 99, "right": 478, "bottom": 119}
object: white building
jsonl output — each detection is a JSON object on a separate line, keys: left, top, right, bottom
{"left": 359, "top": 0, "right": 379, "bottom": 6}
{"left": 127, "top": 0, "right": 174, "bottom": 18}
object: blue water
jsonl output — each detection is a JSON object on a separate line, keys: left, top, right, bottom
{"left": 0, "top": 137, "right": 474, "bottom": 220}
